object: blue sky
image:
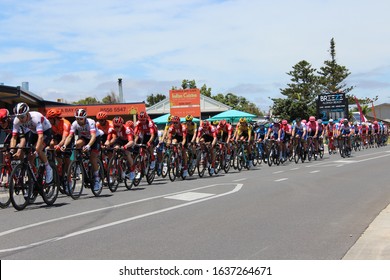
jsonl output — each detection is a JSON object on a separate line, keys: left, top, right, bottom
{"left": 1, "top": 0, "right": 390, "bottom": 111}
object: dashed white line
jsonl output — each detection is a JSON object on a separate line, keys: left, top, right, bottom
{"left": 290, "top": 168, "right": 299, "bottom": 171}
{"left": 273, "top": 171, "right": 284, "bottom": 174}
{"left": 275, "top": 178, "right": 288, "bottom": 182}
{"left": 309, "top": 170, "right": 320, "bottom": 174}
{"left": 233, "top": 178, "right": 247, "bottom": 182}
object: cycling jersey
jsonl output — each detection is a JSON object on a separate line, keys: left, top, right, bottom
{"left": 51, "top": 118, "right": 71, "bottom": 137}
{"left": 96, "top": 120, "right": 113, "bottom": 135}
{"left": 185, "top": 121, "right": 197, "bottom": 135}
{"left": 12, "top": 111, "right": 51, "bottom": 136}
{"left": 339, "top": 124, "right": 351, "bottom": 135}
{"left": 236, "top": 123, "right": 252, "bottom": 138}
{"left": 69, "top": 118, "right": 103, "bottom": 139}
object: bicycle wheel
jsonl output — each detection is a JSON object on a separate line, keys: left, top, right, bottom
{"left": 9, "top": 163, "right": 31, "bottom": 211}
{"left": 0, "top": 164, "right": 11, "bottom": 208}
{"left": 197, "top": 152, "right": 207, "bottom": 178}
{"left": 188, "top": 150, "right": 197, "bottom": 177}
{"left": 168, "top": 155, "right": 177, "bottom": 182}
{"left": 268, "top": 149, "right": 274, "bottom": 167}
{"left": 91, "top": 159, "right": 104, "bottom": 196}
{"left": 133, "top": 155, "right": 142, "bottom": 187}
{"left": 40, "top": 162, "right": 59, "bottom": 206}
{"left": 146, "top": 163, "right": 156, "bottom": 185}
{"left": 161, "top": 153, "right": 169, "bottom": 178}
{"left": 67, "top": 160, "right": 84, "bottom": 199}
{"left": 120, "top": 157, "right": 133, "bottom": 190}
{"left": 107, "top": 156, "right": 120, "bottom": 192}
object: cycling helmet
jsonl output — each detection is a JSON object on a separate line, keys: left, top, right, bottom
{"left": 185, "top": 114, "right": 193, "bottom": 121}
{"left": 14, "top": 102, "right": 29, "bottom": 116}
{"left": 167, "top": 115, "right": 173, "bottom": 122}
{"left": 125, "top": 120, "right": 134, "bottom": 128}
{"left": 96, "top": 111, "right": 108, "bottom": 120}
{"left": 219, "top": 120, "right": 227, "bottom": 127}
{"left": 374, "top": 121, "right": 378, "bottom": 125}
{"left": 328, "top": 119, "right": 334, "bottom": 123}
{"left": 302, "top": 119, "right": 307, "bottom": 124}
{"left": 309, "top": 116, "right": 316, "bottom": 122}
{"left": 113, "top": 116, "right": 124, "bottom": 125}
{"left": 46, "top": 108, "right": 61, "bottom": 119}
{"left": 343, "top": 119, "right": 348, "bottom": 124}
{"left": 213, "top": 120, "right": 219, "bottom": 126}
{"left": 282, "top": 119, "right": 288, "bottom": 125}
{"left": 0, "top": 108, "right": 10, "bottom": 121}
{"left": 138, "top": 111, "right": 148, "bottom": 121}
{"left": 74, "top": 108, "right": 87, "bottom": 118}
{"left": 295, "top": 117, "right": 301, "bottom": 122}
{"left": 239, "top": 118, "right": 247, "bottom": 123}
{"left": 202, "top": 120, "right": 209, "bottom": 127}
{"left": 317, "top": 119, "right": 323, "bottom": 124}
{"left": 172, "top": 116, "right": 180, "bottom": 123}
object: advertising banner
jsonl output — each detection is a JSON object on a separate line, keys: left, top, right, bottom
{"left": 317, "top": 92, "right": 348, "bottom": 121}
{"left": 169, "top": 88, "right": 201, "bottom": 118}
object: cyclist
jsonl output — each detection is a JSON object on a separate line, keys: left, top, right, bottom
{"left": 216, "top": 119, "right": 233, "bottom": 160}
{"left": 0, "top": 108, "right": 14, "bottom": 147}
{"left": 134, "top": 111, "right": 158, "bottom": 170}
{"left": 184, "top": 115, "right": 198, "bottom": 166}
{"left": 307, "top": 116, "right": 319, "bottom": 154}
{"left": 361, "top": 122, "right": 369, "bottom": 146}
{"left": 61, "top": 108, "right": 103, "bottom": 191}
{"left": 96, "top": 111, "right": 113, "bottom": 147}
{"left": 254, "top": 121, "right": 268, "bottom": 160}
{"left": 156, "top": 115, "right": 172, "bottom": 175}
{"left": 280, "top": 119, "right": 292, "bottom": 161}
{"left": 339, "top": 119, "right": 353, "bottom": 151}
{"left": 325, "top": 119, "right": 336, "bottom": 154}
{"left": 106, "top": 116, "right": 135, "bottom": 180}
{"left": 167, "top": 116, "right": 189, "bottom": 177}
{"left": 235, "top": 117, "right": 253, "bottom": 167}
{"left": 196, "top": 120, "right": 217, "bottom": 175}
{"left": 46, "top": 108, "right": 72, "bottom": 177}
{"left": 10, "top": 102, "right": 54, "bottom": 184}
{"left": 292, "top": 118, "right": 307, "bottom": 152}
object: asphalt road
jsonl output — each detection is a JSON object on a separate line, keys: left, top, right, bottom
{"left": 1, "top": 145, "right": 389, "bottom": 260}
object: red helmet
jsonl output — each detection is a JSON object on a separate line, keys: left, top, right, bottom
{"left": 219, "top": 120, "right": 227, "bottom": 127}
{"left": 172, "top": 116, "right": 180, "bottom": 123}
{"left": 138, "top": 111, "right": 148, "bottom": 121}
{"left": 96, "top": 111, "right": 107, "bottom": 120}
{"left": 309, "top": 116, "right": 316, "bottom": 122}
{"left": 202, "top": 120, "right": 209, "bottom": 127}
{"left": 374, "top": 121, "right": 378, "bottom": 125}
{"left": 125, "top": 120, "right": 134, "bottom": 128}
{"left": 113, "top": 116, "right": 124, "bottom": 126}
{"left": 0, "top": 108, "right": 10, "bottom": 121}
{"left": 46, "top": 108, "right": 61, "bottom": 119}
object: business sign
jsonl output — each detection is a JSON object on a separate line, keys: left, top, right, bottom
{"left": 44, "top": 103, "right": 146, "bottom": 118}
{"left": 317, "top": 92, "right": 348, "bottom": 121}
{"left": 169, "top": 88, "right": 201, "bottom": 118}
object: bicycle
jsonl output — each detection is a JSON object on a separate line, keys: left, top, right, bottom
{"left": 197, "top": 143, "right": 215, "bottom": 177}
{"left": 132, "top": 144, "right": 155, "bottom": 186}
{"left": 9, "top": 146, "right": 59, "bottom": 211}
{"left": 293, "top": 136, "right": 305, "bottom": 164}
{"left": 107, "top": 147, "right": 133, "bottom": 192}
{"left": 167, "top": 143, "right": 186, "bottom": 181}
{"left": 306, "top": 136, "right": 317, "bottom": 162}
{"left": 67, "top": 148, "right": 105, "bottom": 199}
{"left": 267, "top": 139, "right": 280, "bottom": 166}
{"left": 339, "top": 135, "right": 352, "bottom": 158}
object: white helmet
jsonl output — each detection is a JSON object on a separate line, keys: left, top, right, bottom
{"left": 13, "top": 102, "right": 30, "bottom": 116}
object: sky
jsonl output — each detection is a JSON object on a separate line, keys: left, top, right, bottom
{"left": 1, "top": 0, "right": 390, "bottom": 111}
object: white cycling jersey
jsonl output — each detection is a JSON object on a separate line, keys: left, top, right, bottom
{"left": 69, "top": 118, "right": 103, "bottom": 139}
{"left": 12, "top": 111, "right": 51, "bottom": 135}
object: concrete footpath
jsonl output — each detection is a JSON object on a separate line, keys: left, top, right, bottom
{"left": 343, "top": 203, "right": 390, "bottom": 259}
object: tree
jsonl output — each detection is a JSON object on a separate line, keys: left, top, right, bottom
{"left": 271, "top": 60, "right": 319, "bottom": 121}
{"left": 318, "top": 38, "right": 354, "bottom": 95}
{"left": 72, "top": 97, "right": 101, "bottom": 105}
{"left": 146, "top": 93, "right": 167, "bottom": 107}
{"left": 102, "top": 91, "right": 120, "bottom": 104}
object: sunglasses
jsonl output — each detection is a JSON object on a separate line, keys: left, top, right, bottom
{"left": 114, "top": 125, "right": 122, "bottom": 128}
{"left": 17, "top": 114, "right": 27, "bottom": 120}
{"left": 172, "top": 122, "right": 179, "bottom": 125}
{"left": 76, "top": 117, "right": 85, "bottom": 121}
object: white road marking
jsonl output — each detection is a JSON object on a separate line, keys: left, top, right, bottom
{"left": 273, "top": 171, "right": 284, "bottom": 174}
{"left": 275, "top": 178, "right": 288, "bottom": 182}
{"left": 165, "top": 192, "right": 214, "bottom": 201}
{"left": 290, "top": 168, "right": 299, "bottom": 171}
{"left": 0, "top": 183, "right": 243, "bottom": 253}
{"left": 0, "top": 183, "right": 239, "bottom": 239}
{"left": 309, "top": 170, "right": 320, "bottom": 174}
{"left": 233, "top": 178, "right": 247, "bottom": 182}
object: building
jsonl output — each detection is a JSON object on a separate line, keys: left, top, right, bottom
{"left": 366, "top": 103, "right": 390, "bottom": 123}
{"left": 146, "top": 94, "right": 231, "bottom": 119}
